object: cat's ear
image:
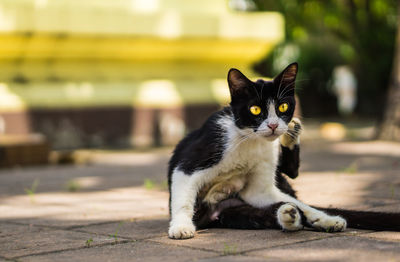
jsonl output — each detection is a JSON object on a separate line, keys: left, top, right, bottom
{"left": 227, "top": 68, "right": 252, "bottom": 97}
{"left": 274, "top": 63, "right": 298, "bottom": 95}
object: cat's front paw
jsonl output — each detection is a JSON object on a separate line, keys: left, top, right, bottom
{"left": 168, "top": 223, "right": 196, "bottom": 239}
{"left": 281, "top": 117, "right": 302, "bottom": 149}
{"left": 277, "top": 203, "right": 303, "bottom": 231}
{"left": 309, "top": 215, "right": 347, "bottom": 233}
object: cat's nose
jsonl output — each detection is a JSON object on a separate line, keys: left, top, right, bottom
{"left": 268, "top": 123, "right": 278, "bottom": 131}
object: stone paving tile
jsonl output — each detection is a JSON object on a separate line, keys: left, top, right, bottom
{"left": 0, "top": 226, "right": 116, "bottom": 259}
{"left": 366, "top": 203, "right": 400, "bottom": 212}
{"left": 78, "top": 219, "right": 369, "bottom": 245}
{"left": 247, "top": 236, "right": 400, "bottom": 262}
{"left": 197, "top": 255, "right": 273, "bottom": 261}
{"left": 3, "top": 216, "right": 114, "bottom": 229}
{"left": 150, "top": 228, "right": 335, "bottom": 253}
{"left": 0, "top": 141, "right": 399, "bottom": 261}
{"left": 292, "top": 171, "right": 400, "bottom": 209}
{"left": 4, "top": 210, "right": 167, "bottom": 229}
{"left": 76, "top": 217, "right": 169, "bottom": 240}
{"left": 339, "top": 229, "right": 373, "bottom": 236}
{"left": 0, "top": 187, "right": 169, "bottom": 228}
{"left": 0, "top": 152, "right": 170, "bottom": 197}
{"left": 0, "top": 223, "right": 44, "bottom": 237}
{"left": 358, "top": 231, "right": 400, "bottom": 242}
{"left": 19, "top": 240, "right": 216, "bottom": 262}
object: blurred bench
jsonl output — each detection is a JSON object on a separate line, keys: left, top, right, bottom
{"left": 0, "top": 134, "right": 50, "bottom": 167}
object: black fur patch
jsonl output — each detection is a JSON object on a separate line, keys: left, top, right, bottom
{"left": 168, "top": 107, "right": 231, "bottom": 176}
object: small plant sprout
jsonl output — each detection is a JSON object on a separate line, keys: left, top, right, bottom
{"left": 66, "top": 180, "right": 81, "bottom": 192}
{"left": 223, "top": 243, "right": 237, "bottom": 255}
{"left": 143, "top": 179, "right": 155, "bottom": 190}
{"left": 85, "top": 238, "right": 93, "bottom": 247}
{"left": 24, "top": 179, "right": 39, "bottom": 203}
{"left": 143, "top": 179, "right": 169, "bottom": 190}
{"left": 109, "top": 221, "right": 125, "bottom": 243}
{"left": 339, "top": 162, "right": 358, "bottom": 175}
{"left": 390, "top": 184, "right": 396, "bottom": 199}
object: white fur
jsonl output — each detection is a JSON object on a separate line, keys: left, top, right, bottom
{"left": 168, "top": 108, "right": 346, "bottom": 239}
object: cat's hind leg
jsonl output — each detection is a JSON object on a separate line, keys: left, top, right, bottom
{"left": 266, "top": 193, "right": 346, "bottom": 232}
{"left": 278, "top": 199, "right": 346, "bottom": 232}
{"left": 194, "top": 199, "right": 303, "bottom": 231}
{"left": 241, "top": 162, "right": 346, "bottom": 233}
{"left": 302, "top": 207, "right": 347, "bottom": 232}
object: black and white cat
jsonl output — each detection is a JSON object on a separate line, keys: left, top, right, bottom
{"left": 167, "top": 63, "right": 400, "bottom": 239}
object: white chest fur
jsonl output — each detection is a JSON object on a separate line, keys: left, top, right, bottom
{"left": 201, "top": 129, "right": 280, "bottom": 204}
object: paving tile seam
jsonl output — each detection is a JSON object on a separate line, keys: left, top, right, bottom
{"left": 5, "top": 258, "right": 19, "bottom": 262}
{"left": 0, "top": 221, "right": 127, "bottom": 238}
{"left": 67, "top": 228, "right": 136, "bottom": 241}
{"left": 344, "top": 230, "right": 378, "bottom": 236}
{"left": 352, "top": 233, "right": 400, "bottom": 243}
{"left": 68, "top": 227, "right": 169, "bottom": 241}
{"left": 237, "top": 234, "right": 346, "bottom": 255}
{"left": 0, "top": 220, "right": 122, "bottom": 231}
{"left": 145, "top": 231, "right": 367, "bottom": 255}
{"left": 0, "top": 221, "right": 72, "bottom": 236}
{"left": 145, "top": 239, "right": 221, "bottom": 254}
{"left": 64, "top": 221, "right": 123, "bottom": 230}
{"left": 0, "top": 254, "right": 17, "bottom": 262}
{"left": 236, "top": 230, "right": 393, "bottom": 255}
{"left": 67, "top": 217, "right": 170, "bottom": 231}
{"left": 136, "top": 233, "right": 169, "bottom": 241}
{"left": 0, "top": 220, "right": 78, "bottom": 230}
{"left": 8, "top": 239, "right": 133, "bottom": 260}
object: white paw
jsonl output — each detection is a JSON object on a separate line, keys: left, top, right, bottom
{"left": 280, "top": 117, "right": 302, "bottom": 149}
{"left": 277, "top": 203, "right": 303, "bottom": 231}
{"left": 310, "top": 215, "right": 347, "bottom": 233}
{"left": 168, "top": 223, "right": 196, "bottom": 239}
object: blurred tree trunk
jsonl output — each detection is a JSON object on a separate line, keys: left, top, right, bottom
{"left": 378, "top": 4, "right": 400, "bottom": 141}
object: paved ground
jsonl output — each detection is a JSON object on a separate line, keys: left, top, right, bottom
{"left": 1, "top": 136, "right": 400, "bottom": 261}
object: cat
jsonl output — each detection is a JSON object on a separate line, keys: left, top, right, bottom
{"left": 167, "top": 63, "right": 400, "bottom": 239}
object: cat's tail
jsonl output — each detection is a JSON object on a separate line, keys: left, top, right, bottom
{"left": 316, "top": 207, "right": 400, "bottom": 231}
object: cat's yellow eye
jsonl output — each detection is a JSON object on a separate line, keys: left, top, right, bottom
{"left": 279, "top": 103, "right": 289, "bottom": 113}
{"left": 249, "top": 105, "right": 261, "bottom": 115}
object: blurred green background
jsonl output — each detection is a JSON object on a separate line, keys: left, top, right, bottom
{"left": 0, "top": 0, "right": 399, "bottom": 166}
{"left": 253, "top": 0, "right": 398, "bottom": 117}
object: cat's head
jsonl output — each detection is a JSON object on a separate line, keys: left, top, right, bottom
{"left": 227, "top": 63, "right": 298, "bottom": 140}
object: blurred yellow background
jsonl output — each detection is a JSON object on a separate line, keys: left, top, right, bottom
{"left": 0, "top": 0, "right": 283, "bottom": 152}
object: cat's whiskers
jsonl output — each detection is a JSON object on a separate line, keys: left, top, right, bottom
{"left": 278, "top": 87, "right": 295, "bottom": 100}
{"left": 277, "top": 79, "right": 308, "bottom": 100}
{"left": 277, "top": 82, "right": 296, "bottom": 100}
{"left": 251, "top": 85, "right": 262, "bottom": 101}
{"left": 228, "top": 132, "right": 255, "bottom": 154}
{"left": 260, "top": 82, "right": 265, "bottom": 100}
{"left": 234, "top": 117, "right": 242, "bottom": 124}
{"left": 276, "top": 70, "right": 288, "bottom": 101}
